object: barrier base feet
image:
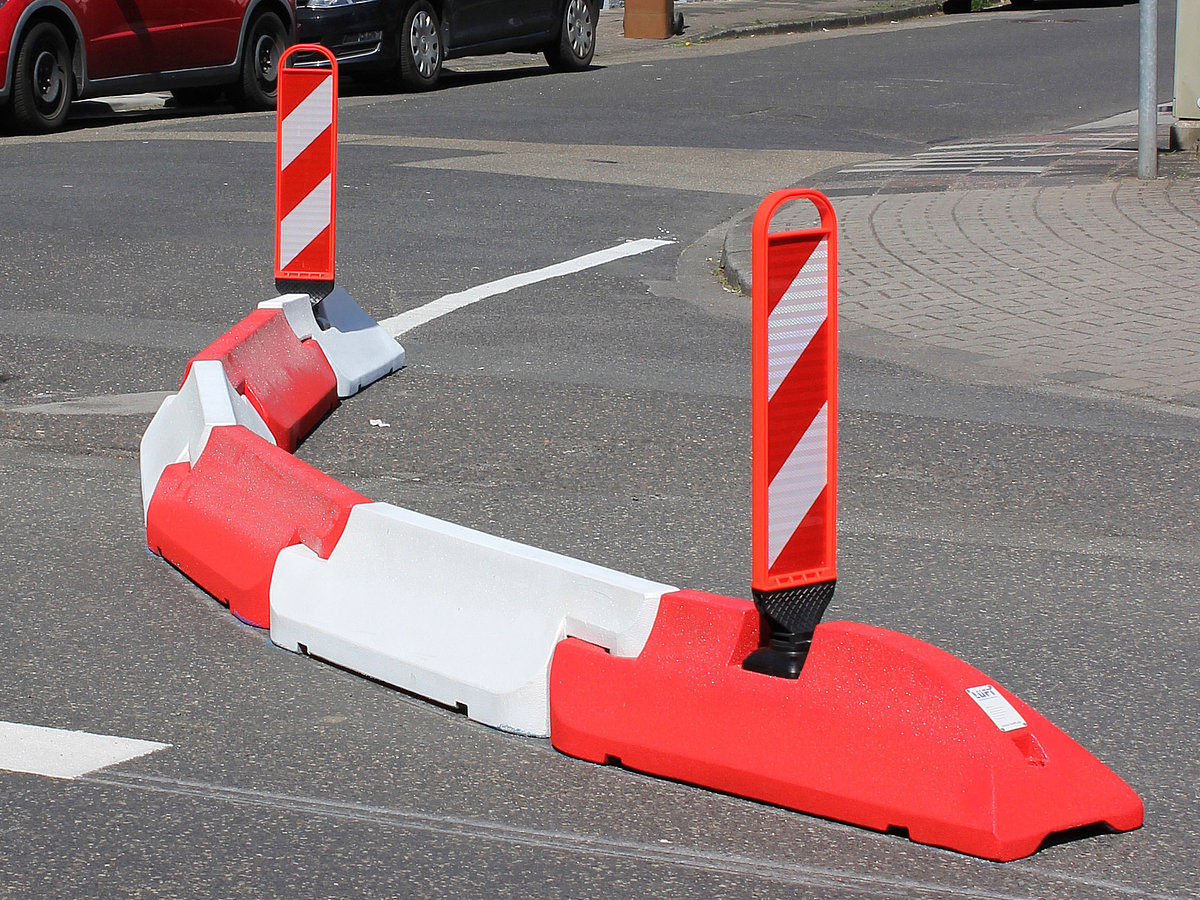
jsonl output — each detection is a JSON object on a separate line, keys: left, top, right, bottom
{"left": 549, "top": 590, "right": 1143, "bottom": 861}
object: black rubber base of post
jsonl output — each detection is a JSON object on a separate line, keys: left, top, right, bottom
{"left": 742, "top": 642, "right": 809, "bottom": 679}
{"left": 742, "top": 580, "right": 836, "bottom": 679}
{"left": 275, "top": 279, "right": 334, "bottom": 302}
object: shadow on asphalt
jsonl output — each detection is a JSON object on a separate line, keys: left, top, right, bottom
{"left": 944, "top": 0, "right": 1135, "bottom": 13}
{"left": 0, "top": 64, "right": 605, "bottom": 136}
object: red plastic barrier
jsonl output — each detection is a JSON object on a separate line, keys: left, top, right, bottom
{"left": 146, "top": 425, "right": 367, "bottom": 627}
{"left": 186, "top": 308, "right": 338, "bottom": 452}
{"left": 549, "top": 589, "right": 1144, "bottom": 861}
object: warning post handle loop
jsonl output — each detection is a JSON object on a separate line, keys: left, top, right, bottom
{"left": 280, "top": 43, "right": 339, "bottom": 71}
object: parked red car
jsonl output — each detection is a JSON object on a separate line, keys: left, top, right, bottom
{"left": 1, "top": 0, "right": 297, "bottom": 133}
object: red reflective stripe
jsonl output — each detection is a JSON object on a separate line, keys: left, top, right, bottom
{"left": 765, "top": 317, "right": 829, "bottom": 484}
{"left": 278, "top": 126, "right": 334, "bottom": 220}
{"left": 278, "top": 70, "right": 329, "bottom": 121}
{"left": 765, "top": 236, "right": 820, "bottom": 318}
{"left": 281, "top": 225, "right": 333, "bottom": 276}
{"left": 766, "top": 485, "right": 830, "bottom": 578}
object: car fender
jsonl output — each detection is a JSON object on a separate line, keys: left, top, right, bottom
{"left": 1, "top": 0, "right": 85, "bottom": 101}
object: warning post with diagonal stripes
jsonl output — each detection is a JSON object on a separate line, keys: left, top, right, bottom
{"left": 745, "top": 189, "right": 838, "bottom": 679}
{"left": 275, "top": 44, "right": 339, "bottom": 296}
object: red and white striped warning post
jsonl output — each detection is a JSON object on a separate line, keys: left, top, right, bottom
{"left": 745, "top": 188, "right": 838, "bottom": 678}
{"left": 275, "top": 44, "right": 338, "bottom": 291}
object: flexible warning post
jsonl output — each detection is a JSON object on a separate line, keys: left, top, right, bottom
{"left": 275, "top": 44, "right": 339, "bottom": 297}
{"left": 746, "top": 189, "right": 838, "bottom": 678}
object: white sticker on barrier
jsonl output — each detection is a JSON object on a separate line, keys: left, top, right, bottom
{"left": 260, "top": 288, "right": 405, "bottom": 398}
{"left": 966, "top": 684, "right": 1027, "bottom": 733}
{"left": 268, "top": 502, "right": 674, "bottom": 736}
{"left": 139, "top": 360, "right": 275, "bottom": 519}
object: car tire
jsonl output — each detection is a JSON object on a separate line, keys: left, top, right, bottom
{"left": 171, "top": 86, "right": 225, "bottom": 107}
{"left": 544, "top": 0, "right": 596, "bottom": 73}
{"left": 231, "top": 11, "right": 287, "bottom": 110}
{"left": 12, "top": 22, "right": 75, "bottom": 133}
{"left": 397, "top": 1, "right": 442, "bottom": 90}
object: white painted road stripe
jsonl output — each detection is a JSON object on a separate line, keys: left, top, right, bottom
{"left": 380, "top": 238, "right": 674, "bottom": 336}
{"left": 0, "top": 722, "right": 169, "bottom": 780}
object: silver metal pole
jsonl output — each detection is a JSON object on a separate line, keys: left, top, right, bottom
{"left": 1139, "top": 0, "right": 1159, "bottom": 179}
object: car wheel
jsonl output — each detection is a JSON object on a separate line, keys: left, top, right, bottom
{"left": 397, "top": 1, "right": 442, "bottom": 90}
{"left": 171, "top": 86, "right": 225, "bottom": 107}
{"left": 12, "top": 22, "right": 74, "bottom": 133}
{"left": 231, "top": 11, "right": 287, "bottom": 110}
{"left": 544, "top": 0, "right": 596, "bottom": 72}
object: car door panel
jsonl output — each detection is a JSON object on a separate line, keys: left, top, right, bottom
{"left": 83, "top": 0, "right": 153, "bottom": 78}
{"left": 168, "top": 0, "right": 246, "bottom": 70}
{"left": 447, "top": 0, "right": 528, "bottom": 49}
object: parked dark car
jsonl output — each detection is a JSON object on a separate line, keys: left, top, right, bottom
{"left": 295, "top": 0, "right": 597, "bottom": 90}
{"left": 1, "top": 0, "right": 297, "bottom": 133}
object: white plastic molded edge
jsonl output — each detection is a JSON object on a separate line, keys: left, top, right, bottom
{"left": 260, "top": 288, "right": 405, "bottom": 398}
{"left": 268, "top": 502, "right": 675, "bottom": 737}
{"left": 139, "top": 360, "right": 275, "bottom": 520}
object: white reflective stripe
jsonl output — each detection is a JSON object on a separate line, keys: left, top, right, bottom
{"left": 0, "top": 721, "right": 169, "bottom": 780}
{"left": 768, "top": 403, "right": 827, "bottom": 568}
{"left": 278, "top": 174, "right": 332, "bottom": 271}
{"left": 767, "top": 240, "right": 827, "bottom": 400}
{"left": 280, "top": 76, "right": 333, "bottom": 170}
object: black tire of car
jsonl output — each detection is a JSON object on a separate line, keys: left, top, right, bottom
{"left": 544, "top": 0, "right": 596, "bottom": 72}
{"left": 172, "top": 86, "right": 226, "bottom": 107}
{"left": 12, "top": 22, "right": 74, "bottom": 133}
{"left": 230, "top": 10, "right": 287, "bottom": 110}
{"left": 397, "top": 1, "right": 442, "bottom": 90}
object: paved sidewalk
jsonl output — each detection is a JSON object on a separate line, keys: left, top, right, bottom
{"left": 600, "top": 1, "right": 1200, "bottom": 411}
{"left": 721, "top": 115, "right": 1200, "bottom": 409}
{"left": 596, "top": 0, "right": 944, "bottom": 51}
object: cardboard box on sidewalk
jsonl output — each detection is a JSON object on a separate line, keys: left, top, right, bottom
{"left": 624, "top": 0, "right": 677, "bottom": 39}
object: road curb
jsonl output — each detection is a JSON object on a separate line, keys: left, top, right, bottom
{"left": 694, "top": 2, "right": 945, "bottom": 43}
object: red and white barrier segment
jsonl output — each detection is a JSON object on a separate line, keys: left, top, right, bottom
{"left": 269, "top": 503, "right": 674, "bottom": 736}
{"left": 261, "top": 288, "right": 405, "bottom": 397}
{"left": 275, "top": 45, "right": 338, "bottom": 285}
{"left": 140, "top": 360, "right": 275, "bottom": 519}
{"left": 148, "top": 425, "right": 367, "bottom": 628}
{"left": 550, "top": 590, "right": 1145, "bottom": 862}
{"left": 185, "top": 303, "right": 339, "bottom": 452}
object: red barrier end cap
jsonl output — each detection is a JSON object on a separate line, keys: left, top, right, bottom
{"left": 550, "top": 590, "right": 1143, "bottom": 861}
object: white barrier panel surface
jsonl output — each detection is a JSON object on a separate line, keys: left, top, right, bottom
{"left": 139, "top": 360, "right": 275, "bottom": 518}
{"left": 269, "top": 503, "right": 675, "bottom": 736}
{"left": 260, "top": 288, "right": 405, "bottom": 398}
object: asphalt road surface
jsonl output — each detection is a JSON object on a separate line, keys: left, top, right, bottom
{"left": 2, "top": 2, "right": 1196, "bottom": 897}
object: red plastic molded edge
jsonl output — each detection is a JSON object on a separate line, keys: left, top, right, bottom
{"left": 146, "top": 425, "right": 368, "bottom": 627}
{"left": 549, "top": 589, "right": 1144, "bottom": 861}
{"left": 185, "top": 308, "right": 338, "bottom": 452}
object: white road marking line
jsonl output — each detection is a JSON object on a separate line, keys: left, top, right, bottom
{"left": 380, "top": 238, "right": 675, "bottom": 337}
{"left": 0, "top": 722, "right": 169, "bottom": 780}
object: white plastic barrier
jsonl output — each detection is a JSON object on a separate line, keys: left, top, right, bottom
{"left": 139, "top": 360, "right": 276, "bottom": 519}
{"left": 260, "top": 288, "right": 405, "bottom": 398}
{"left": 269, "top": 502, "right": 675, "bottom": 736}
